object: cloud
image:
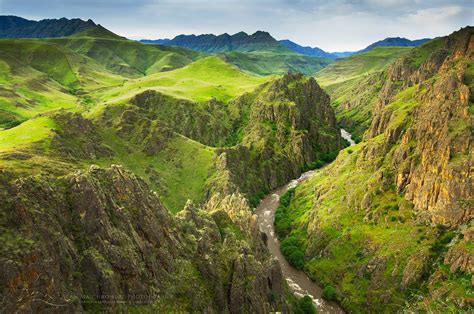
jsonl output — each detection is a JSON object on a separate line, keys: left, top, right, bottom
{"left": 1, "top": 0, "right": 472, "bottom": 51}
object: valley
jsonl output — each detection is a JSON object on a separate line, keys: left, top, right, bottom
{"left": 0, "top": 13, "right": 472, "bottom": 313}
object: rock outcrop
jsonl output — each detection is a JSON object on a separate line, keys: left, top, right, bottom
{"left": 208, "top": 73, "right": 343, "bottom": 204}
{"left": 0, "top": 165, "right": 286, "bottom": 312}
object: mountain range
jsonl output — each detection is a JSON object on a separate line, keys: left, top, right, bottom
{"left": 357, "top": 36, "right": 430, "bottom": 53}
{"left": 141, "top": 31, "right": 291, "bottom": 53}
{"left": 0, "top": 15, "right": 96, "bottom": 38}
{"left": 142, "top": 33, "right": 430, "bottom": 59}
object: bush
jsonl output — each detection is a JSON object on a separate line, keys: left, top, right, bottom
{"left": 274, "top": 188, "right": 295, "bottom": 237}
{"left": 1, "top": 119, "right": 23, "bottom": 129}
{"left": 288, "top": 250, "right": 305, "bottom": 269}
{"left": 307, "top": 159, "right": 324, "bottom": 170}
{"left": 322, "top": 285, "right": 337, "bottom": 301}
{"left": 248, "top": 191, "right": 266, "bottom": 208}
{"left": 321, "top": 151, "right": 338, "bottom": 163}
{"left": 280, "top": 236, "right": 305, "bottom": 269}
{"left": 293, "top": 295, "right": 316, "bottom": 314}
{"left": 279, "top": 188, "right": 295, "bottom": 207}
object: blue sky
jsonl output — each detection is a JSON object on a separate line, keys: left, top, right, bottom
{"left": 1, "top": 0, "right": 472, "bottom": 51}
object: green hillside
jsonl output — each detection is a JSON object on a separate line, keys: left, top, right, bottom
{"left": 222, "top": 51, "right": 331, "bottom": 76}
{"left": 316, "top": 47, "right": 412, "bottom": 86}
{"left": 94, "top": 56, "right": 269, "bottom": 103}
{"left": 315, "top": 47, "right": 412, "bottom": 140}
{"left": 275, "top": 29, "right": 473, "bottom": 312}
{"left": 0, "top": 33, "right": 270, "bottom": 211}
{"left": 48, "top": 35, "right": 204, "bottom": 77}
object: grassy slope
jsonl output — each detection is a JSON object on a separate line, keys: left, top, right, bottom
{"left": 315, "top": 47, "right": 412, "bottom": 140}
{"left": 48, "top": 36, "right": 203, "bottom": 78}
{"left": 94, "top": 126, "right": 215, "bottom": 213}
{"left": 94, "top": 56, "right": 269, "bottom": 103}
{"left": 0, "top": 116, "right": 57, "bottom": 152}
{"left": 316, "top": 47, "right": 411, "bottom": 86}
{"left": 222, "top": 51, "right": 331, "bottom": 76}
{"left": 0, "top": 38, "right": 127, "bottom": 128}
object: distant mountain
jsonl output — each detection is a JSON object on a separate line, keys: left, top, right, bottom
{"left": 358, "top": 37, "right": 430, "bottom": 53}
{"left": 140, "top": 31, "right": 293, "bottom": 53}
{"left": 280, "top": 36, "right": 431, "bottom": 59}
{"left": 0, "top": 15, "right": 97, "bottom": 38}
{"left": 279, "top": 39, "right": 353, "bottom": 59}
{"left": 141, "top": 38, "right": 171, "bottom": 45}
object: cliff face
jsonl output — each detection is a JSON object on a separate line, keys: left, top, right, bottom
{"left": 279, "top": 27, "right": 473, "bottom": 312}
{"left": 0, "top": 165, "right": 285, "bottom": 312}
{"left": 208, "top": 73, "right": 343, "bottom": 204}
{"left": 368, "top": 27, "right": 473, "bottom": 225}
{"left": 130, "top": 91, "right": 235, "bottom": 147}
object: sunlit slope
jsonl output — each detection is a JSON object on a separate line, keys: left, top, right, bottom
{"left": 0, "top": 38, "right": 128, "bottom": 128}
{"left": 0, "top": 34, "right": 207, "bottom": 129}
{"left": 48, "top": 26, "right": 204, "bottom": 77}
{"left": 315, "top": 47, "right": 413, "bottom": 141}
{"left": 316, "top": 47, "right": 412, "bottom": 86}
{"left": 0, "top": 109, "right": 216, "bottom": 213}
{"left": 222, "top": 51, "right": 331, "bottom": 76}
{"left": 95, "top": 56, "right": 270, "bottom": 103}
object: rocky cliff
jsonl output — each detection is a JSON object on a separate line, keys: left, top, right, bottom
{"left": 0, "top": 165, "right": 286, "bottom": 312}
{"left": 208, "top": 73, "right": 343, "bottom": 205}
{"left": 278, "top": 27, "right": 473, "bottom": 312}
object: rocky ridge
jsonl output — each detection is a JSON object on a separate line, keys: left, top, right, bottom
{"left": 0, "top": 165, "right": 286, "bottom": 312}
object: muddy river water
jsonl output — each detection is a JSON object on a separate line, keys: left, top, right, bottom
{"left": 255, "top": 129, "right": 355, "bottom": 313}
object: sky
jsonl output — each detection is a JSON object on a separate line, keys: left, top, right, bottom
{"left": 1, "top": 0, "right": 472, "bottom": 51}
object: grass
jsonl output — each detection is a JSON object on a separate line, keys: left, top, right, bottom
{"left": 222, "top": 51, "right": 331, "bottom": 76}
{"left": 95, "top": 127, "right": 215, "bottom": 213}
{"left": 314, "top": 47, "right": 412, "bottom": 140}
{"left": 94, "top": 56, "right": 269, "bottom": 103}
{"left": 0, "top": 35, "right": 270, "bottom": 214}
{"left": 0, "top": 116, "right": 57, "bottom": 152}
{"left": 315, "top": 47, "right": 412, "bottom": 87}
{"left": 275, "top": 46, "right": 473, "bottom": 310}
{"left": 48, "top": 36, "right": 203, "bottom": 77}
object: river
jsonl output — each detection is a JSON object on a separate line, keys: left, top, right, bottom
{"left": 255, "top": 129, "right": 355, "bottom": 313}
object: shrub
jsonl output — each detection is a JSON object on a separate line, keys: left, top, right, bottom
{"left": 248, "top": 191, "right": 265, "bottom": 207}
{"left": 280, "top": 236, "right": 305, "bottom": 269}
{"left": 321, "top": 151, "right": 338, "bottom": 163}
{"left": 274, "top": 188, "right": 295, "bottom": 237}
{"left": 279, "top": 188, "right": 295, "bottom": 207}
{"left": 288, "top": 250, "right": 305, "bottom": 269}
{"left": 293, "top": 295, "right": 316, "bottom": 314}
{"left": 322, "top": 285, "right": 337, "bottom": 301}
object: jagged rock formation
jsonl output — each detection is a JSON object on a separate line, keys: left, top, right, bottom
{"left": 140, "top": 31, "right": 288, "bottom": 53}
{"left": 368, "top": 27, "right": 472, "bottom": 225}
{"left": 278, "top": 27, "right": 473, "bottom": 312}
{"left": 0, "top": 165, "right": 286, "bottom": 312}
{"left": 207, "top": 73, "right": 343, "bottom": 204}
{"left": 128, "top": 74, "right": 343, "bottom": 205}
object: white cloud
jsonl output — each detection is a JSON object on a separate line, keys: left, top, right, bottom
{"left": 1, "top": 0, "right": 472, "bottom": 51}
